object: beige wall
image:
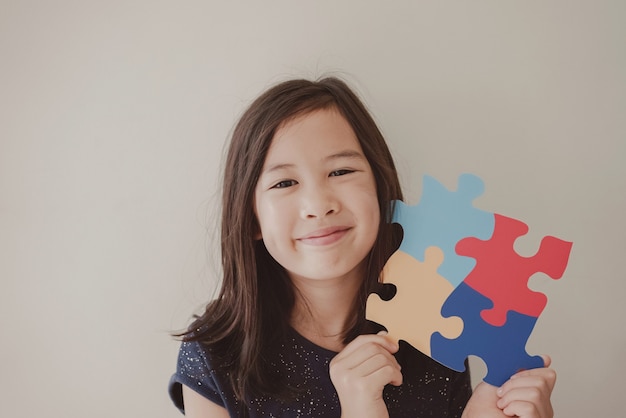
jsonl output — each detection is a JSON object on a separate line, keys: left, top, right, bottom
{"left": 1, "top": 1, "right": 624, "bottom": 416}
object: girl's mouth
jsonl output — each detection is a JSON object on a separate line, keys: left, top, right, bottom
{"left": 298, "top": 226, "right": 351, "bottom": 246}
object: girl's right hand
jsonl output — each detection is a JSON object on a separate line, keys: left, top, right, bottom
{"left": 329, "top": 332, "right": 403, "bottom": 418}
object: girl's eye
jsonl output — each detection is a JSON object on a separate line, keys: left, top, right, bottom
{"left": 329, "top": 169, "right": 354, "bottom": 177}
{"left": 272, "top": 179, "right": 297, "bottom": 189}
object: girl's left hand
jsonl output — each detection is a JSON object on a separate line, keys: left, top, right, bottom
{"left": 462, "top": 356, "right": 556, "bottom": 418}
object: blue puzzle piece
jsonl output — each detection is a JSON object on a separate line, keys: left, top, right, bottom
{"left": 430, "top": 283, "right": 545, "bottom": 386}
{"left": 392, "top": 173, "right": 495, "bottom": 287}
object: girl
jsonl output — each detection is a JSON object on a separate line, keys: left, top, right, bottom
{"left": 169, "top": 77, "right": 556, "bottom": 418}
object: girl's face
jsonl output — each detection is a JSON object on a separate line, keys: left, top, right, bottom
{"left": 254, "top": 107, "right": 380, "bottom": 286}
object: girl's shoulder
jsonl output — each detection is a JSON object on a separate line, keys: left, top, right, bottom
{"left": 175, "top": 339, "right": 220, "bottom": 374}
{"left": 169, "top": 340, "right": 221, "bottom": 411}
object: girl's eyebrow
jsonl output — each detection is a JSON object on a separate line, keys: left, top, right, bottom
{"left": 262, "top": 149, "right": 366, "bottom": 175}
{"left": 262, "top": 162, "right": 294, "bottom": 175}
{"left": 324, "top": 149, "right": 366, "bottom": 162}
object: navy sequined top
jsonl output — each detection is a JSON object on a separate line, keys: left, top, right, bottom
{"left": 169, "top": 328, "right": 472, "bottom": 417}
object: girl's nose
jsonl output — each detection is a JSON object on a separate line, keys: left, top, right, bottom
{"left": 300, "top": 185, "right": 340, "bottom": 219}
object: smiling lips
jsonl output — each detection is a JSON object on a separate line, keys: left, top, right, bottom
{"left": 298, "top": 226, "right": 351, "bottom": 246}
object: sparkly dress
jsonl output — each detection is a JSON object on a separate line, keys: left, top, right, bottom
{"left": 169, "top": 328, "right": 471, "bottom": 417}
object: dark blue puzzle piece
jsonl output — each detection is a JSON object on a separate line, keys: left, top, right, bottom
{"left": 430, "top": 283, "right": 544, "bottom": 386}
{"left": 392, "top": 174, "right": 495, "bottom": 287}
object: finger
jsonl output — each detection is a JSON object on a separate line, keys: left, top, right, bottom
{"left": 498, "top": 372, "right": 556, "bottom": 401}
{"left": 497, "top": 371, "right": 555, "bottom": 418}
{"left": 499, "top": 393, "right": 553, "bottom": 418}
{"left": 342, "top": 348, "right": 402, "bottom": 387}
{"left": 367, "top": 359, "right": 404, "bottom": 387}
{"left": 507, "top": 366, "right": 557, "bottom": 391}
{"left": 498, "top": 384, "right": 546, "bottom": 406}
{"left": 333, "top": 333, "right": 399, "bottom": 361}
{"left": 329, "top": 336, "right": 403, "bottom": 391}
{"left": 500, "top": 399, "right": 542, "bottom": 418}
{"left": 332, "top": 340, "right": 401, "bottom": 374}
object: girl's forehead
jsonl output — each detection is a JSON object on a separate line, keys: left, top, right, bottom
{"left": 265, "top": 108, "right": 362, "bottom": 160}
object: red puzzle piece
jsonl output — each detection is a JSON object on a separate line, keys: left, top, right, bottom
{"left": 456, "top": 214, "right": 572, "bottom": 326}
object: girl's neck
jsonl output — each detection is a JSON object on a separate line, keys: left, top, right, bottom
{"left": 290, "top": 307, "right": 351, "bottom": 352}
{"left": 288, "top": 270, "right": 363, "bottom": 352}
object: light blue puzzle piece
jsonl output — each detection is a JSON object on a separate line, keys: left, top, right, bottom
{"left": 392, "top": 173, "right": 495, "bottom": 287}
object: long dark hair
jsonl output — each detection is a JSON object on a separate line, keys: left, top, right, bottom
{"left": 179, "top": 76, "right": 404, "bottom": 402}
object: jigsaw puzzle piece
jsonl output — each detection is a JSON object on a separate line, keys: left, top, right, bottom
{"left": 366, "top": 247, "right": 463, "bottom": 356}
{"left": 392, "top": 173, "right": 495, "bottom": 287}
{"left": 456, "top": 213, "right": 573, "bottom": 326}
{"left": 431, "top": 282, "right": 545, "bottom": 386}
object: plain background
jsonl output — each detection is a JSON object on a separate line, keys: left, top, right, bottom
{"left": 1, "top": 1, "right": 624, "bottom": 417}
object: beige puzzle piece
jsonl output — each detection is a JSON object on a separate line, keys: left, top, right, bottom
{"left": 366, "top": 246, "right": 464, "bottom": 356}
